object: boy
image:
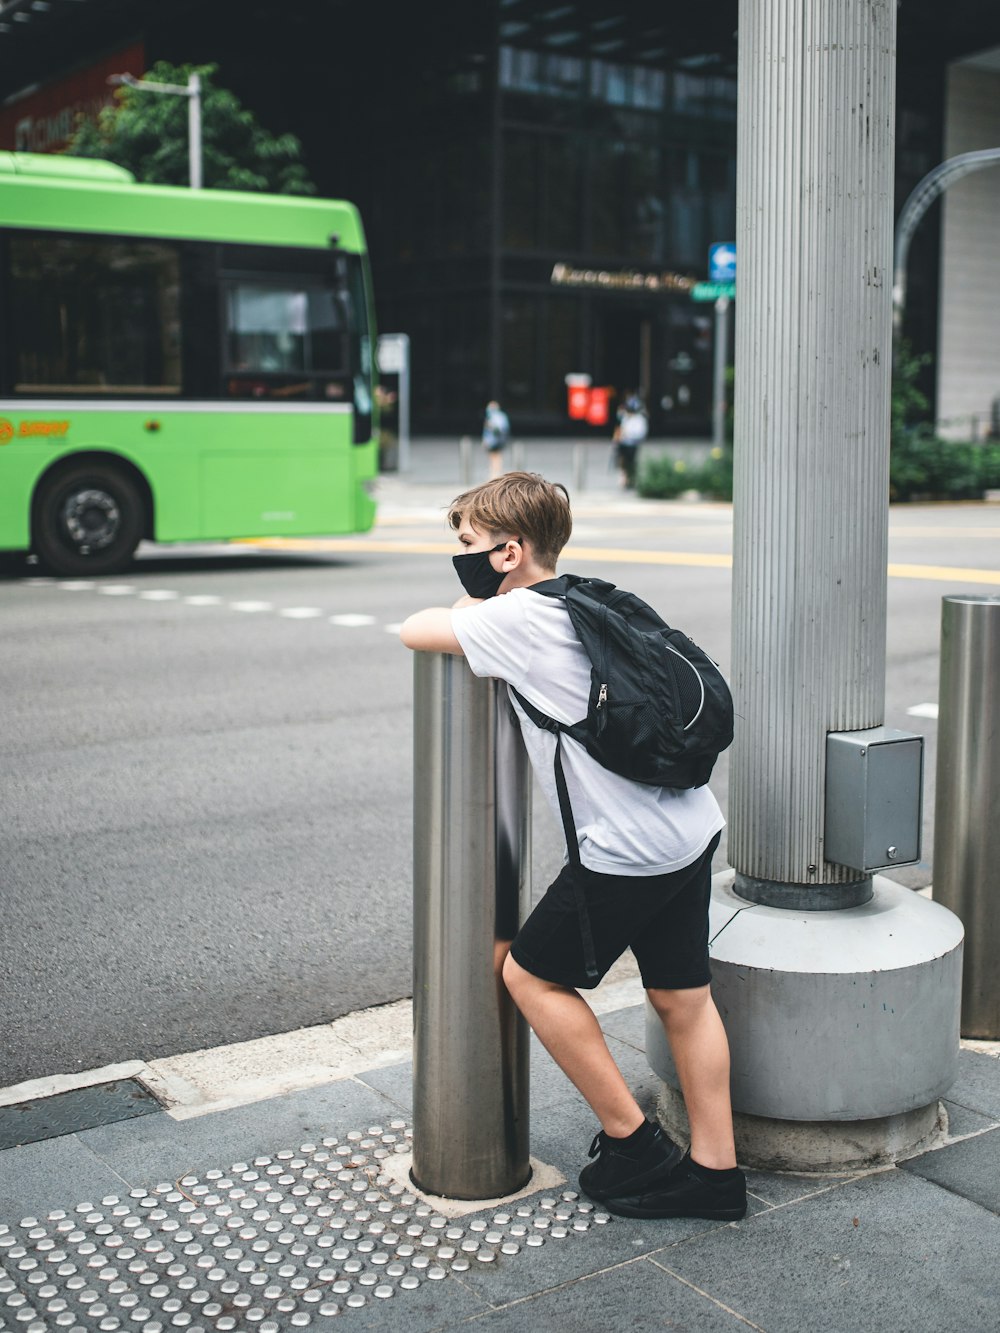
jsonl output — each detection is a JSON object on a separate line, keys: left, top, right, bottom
{"left": 400, "top": 472, "right": 745, "bottom": 1220}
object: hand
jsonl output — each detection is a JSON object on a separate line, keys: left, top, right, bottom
{"left": 452, "top": 594, "right": 484, "bottom": 609}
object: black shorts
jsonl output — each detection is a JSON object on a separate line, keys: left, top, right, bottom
{"left": 509, "top": 833, "right": 720, "bottom": 991}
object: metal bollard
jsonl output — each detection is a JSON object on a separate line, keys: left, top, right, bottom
{"left": 934, "top": 594, "right": 1000, "bottom": 1037}
{"left": 511, "top": 440, "right": 526, "bottom": 472}
{"left": 411, "top": 652, "right": 532, "bottom": 1198}
{"left": 459, "top": 436, "right": 473, "bottom": 486}
{"left": 573, "top": 442, "right": 586, "bottom": 493}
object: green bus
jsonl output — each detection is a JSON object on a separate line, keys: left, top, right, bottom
{"left": 0, "top": 152, "right": 377, "bottom": 576}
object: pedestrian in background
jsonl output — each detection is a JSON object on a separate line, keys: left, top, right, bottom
{"left": 613, "top": 392, "right": 649, "bottom": 489}
{"left": 482, "top": 400, "right": 511, "bottom": 479}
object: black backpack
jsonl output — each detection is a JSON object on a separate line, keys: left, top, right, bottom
{"left": 510, "top": 574, "right": 733, "bottom": 981}
{"left": 511, "top": 574, "right": 733, "bottom": 790}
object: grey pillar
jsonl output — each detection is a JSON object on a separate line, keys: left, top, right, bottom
{"left": 646, "top": 0, "right": 964, "bottom": 1168}
{"left": 729, "top": 0, "right": 894, "bottom": 901}
{"left": 935, "top": 595, "right": 1000, "bottom": 1038}
{"left": 412, "top": 653, "right": 532, "bottom": 1199}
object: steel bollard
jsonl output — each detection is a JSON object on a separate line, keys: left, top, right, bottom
{"left": 511, "top": 441, "right": 526, "bottom": 472}
{"left": 411, "top": 652, "right": 532, "bottom": 1198}
{"left": 573, "top": 442, "right": 586, "bottom": 493}
{"left": 459, "top": 436, "right": 473, "bottom": 486}
{"left": 934, "top": 594, "right": 1000, "bottom": 1037}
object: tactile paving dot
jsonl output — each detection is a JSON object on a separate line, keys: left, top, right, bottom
{"left": 0, "top": 1119, "right": 610, "bottom": 1324}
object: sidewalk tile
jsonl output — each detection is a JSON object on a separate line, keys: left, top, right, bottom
{"left": 658, "top": 1168, "right": 1000, "bottom": 1333}
{"left": 940, "top": 1097, "right": 999, "bottom": 1141}
{"left": 899, "top": 1125, "right": 1000, "bottom": 1216}
{"left": 945, "top": 1049, "right": 1000, "bottom": 1119}
{"left": 452, "top": 1255, "right": 750, "bottom": 1331}
{"left": 77, "top": 1079, "right": 397, "bottom": 1185}
{"left": 0, "top": 1134, "right": 128, "bottom": 1217}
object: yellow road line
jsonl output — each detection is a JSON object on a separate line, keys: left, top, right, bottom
{"left": 244, "top": 536, "right": 1000, "bottom": 584}
{"left": 887, "top": 562, "right": 1000, "bottom": 585}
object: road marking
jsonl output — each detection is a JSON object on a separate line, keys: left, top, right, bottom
{"left": 384, "top": 622, "right": 403, "bottom": 634}
{"left": 279, "top": 606, "right": 323, "bottom": 619}
{"left": 98, "top": 584, "right": 137, "bottom": 596}
{"left": 57, "top": 580, "right": 96, "bottom": 590}
{"left": 246, "top": 536, "right": 1000, "bottom": 584}
{"left": 138, "top": 589, "right": 179, "bottom": 600}
{"left": 888, "top": 562, "right": 1000, "bottom": 586}
{"left": 184, "top": 594, "right": 223, "bottom": 606}
{"left": 330, "top": 612, "right": 376, "bottom": 626}
{"left": 907, "top": 702, "right": 939, "bottom": 719}
{"left": 24, "top": 577, "right": 55, "bottom": 586}
{"left": 230, "top": 600, "right": 273, "bottom": 612}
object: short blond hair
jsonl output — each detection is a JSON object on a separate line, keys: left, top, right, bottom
{"left": 448, "top": 472, "right": 572, "bottom": 568}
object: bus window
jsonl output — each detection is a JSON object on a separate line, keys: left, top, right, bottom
{"left": 222, "top": 274, "right": 351, "bottom": 401}
{"left": 10, "top": 234, "right": 181, "bottom": 395}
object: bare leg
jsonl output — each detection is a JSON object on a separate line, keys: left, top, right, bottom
{"left": 646, "top": 985, "right": 736, "bottom": 1169}
{"left": 502, "top": 954, "right": 644, "bottom": 1138}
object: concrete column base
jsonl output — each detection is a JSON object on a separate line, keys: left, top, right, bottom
{"left": 655, "top": 1083, "right": 947, "bottom": 1173}
{"left": 646, "top": 872, "right": 964, "bottom": 1172}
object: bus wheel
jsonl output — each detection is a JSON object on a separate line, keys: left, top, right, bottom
{"left": 34, "top": 465, "right": 144, "bottom": 577}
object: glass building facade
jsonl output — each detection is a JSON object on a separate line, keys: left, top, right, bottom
{"left": 369, "top": 3, "right": 739, "bottom": 435}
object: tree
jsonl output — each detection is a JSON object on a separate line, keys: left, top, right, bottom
{"left": 67, "top": 61, "right": 315, "bottom": 195}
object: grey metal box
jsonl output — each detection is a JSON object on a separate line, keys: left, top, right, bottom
{"left": 824, "top": 727, "right": 924, "bottom": 872}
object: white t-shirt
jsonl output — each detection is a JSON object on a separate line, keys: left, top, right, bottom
{"left": 451, "top": 587, "right": 725, "bottom": 877}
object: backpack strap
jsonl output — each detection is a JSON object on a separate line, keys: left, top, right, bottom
{"left": 509, "top": 688, "right": 600, "bottom": 983}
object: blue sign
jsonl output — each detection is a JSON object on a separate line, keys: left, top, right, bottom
{"left": 709, "top": 243, "right": 736, "bottom": 283}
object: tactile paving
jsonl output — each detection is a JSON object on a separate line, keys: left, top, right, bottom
{"left": 0, "top": 1119, "right": 610, "bottom": 1328}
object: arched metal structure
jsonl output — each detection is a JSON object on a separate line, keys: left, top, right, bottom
{"left": 892, "top": 147, "right": 1000, "bottom": 347}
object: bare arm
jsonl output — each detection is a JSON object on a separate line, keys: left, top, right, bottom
{"left": 399, "top": 607, "right": 465, "bottom": 654}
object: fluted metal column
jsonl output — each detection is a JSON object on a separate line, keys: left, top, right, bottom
{"left": 730, "top": 0, "right": 896, "bottom": 903}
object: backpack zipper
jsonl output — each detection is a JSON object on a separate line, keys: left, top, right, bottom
{"left": 596, "top": 606, "right": 609, "bottom": 734}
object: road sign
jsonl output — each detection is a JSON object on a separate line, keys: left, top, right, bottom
{"left": 709, "top": 243, "right": 736, "bottom": 282}
{"left": 692, "top": 281, "right": 736, "bottom": 302}
{"left": 377, "top": 333, "right": 409, "bottom": 374}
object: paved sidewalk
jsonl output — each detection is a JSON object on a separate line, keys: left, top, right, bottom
{"left": 2, "top": 992, "right": 999, "bottom": 1332}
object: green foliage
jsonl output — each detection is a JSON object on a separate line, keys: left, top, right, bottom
{"left": 889, "top": 340, "right": 999, "bottom": 500}
{"left": 67, "top": 62, "right": 315, "bottom": 195}
{"left": 637, "top": 447, "right": 733, "bottom": 501}
{"left": 890, "top": 431, "right": 1000, "bottom": 501}
{"left": 637, "top": 455, "right": 696, "bottom": 499}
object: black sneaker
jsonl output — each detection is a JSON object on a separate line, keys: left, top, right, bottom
{"left": 578, "top": 1121, "right": 683, "bottom": 1202}
{"left": 602, "top": 1149, "right": 747, "bottom": 1221}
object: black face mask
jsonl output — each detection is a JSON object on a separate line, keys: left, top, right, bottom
{"left": 453, "top": 540, "right": 518, "bottom": 600}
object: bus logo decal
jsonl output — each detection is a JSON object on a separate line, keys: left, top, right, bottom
{"left": 18, "top": 420, "right": 71, "bottom": 438}
{"left": 0, "top": 419, "right": 12, "bottom": 444}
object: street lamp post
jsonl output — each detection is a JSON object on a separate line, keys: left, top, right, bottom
{"left": 107, "top": 71, "right": 203, "bottom": 189}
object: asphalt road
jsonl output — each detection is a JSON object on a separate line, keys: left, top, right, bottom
{"left": 2, "top": 470, "right": 998, "bottom": 1088}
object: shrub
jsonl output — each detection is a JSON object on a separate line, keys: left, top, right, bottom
{"left": 695, "top": 446, "right": 734, "bottom": 500}
{"left": 637, "top": 455, "right": 694, "bottom": 499}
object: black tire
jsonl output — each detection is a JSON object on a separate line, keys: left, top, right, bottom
{"left": 34, "top": 464, "right": 144, "bottom": 577}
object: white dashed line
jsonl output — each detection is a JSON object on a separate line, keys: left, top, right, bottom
{"left": 28, "top": 581, "right": 399, "bottom": 632}
{"left": 329, "top": 613, "right": 376, "bottom": 627}
{"left": 907, "top": 702, "right": 939, "bottom": 720}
